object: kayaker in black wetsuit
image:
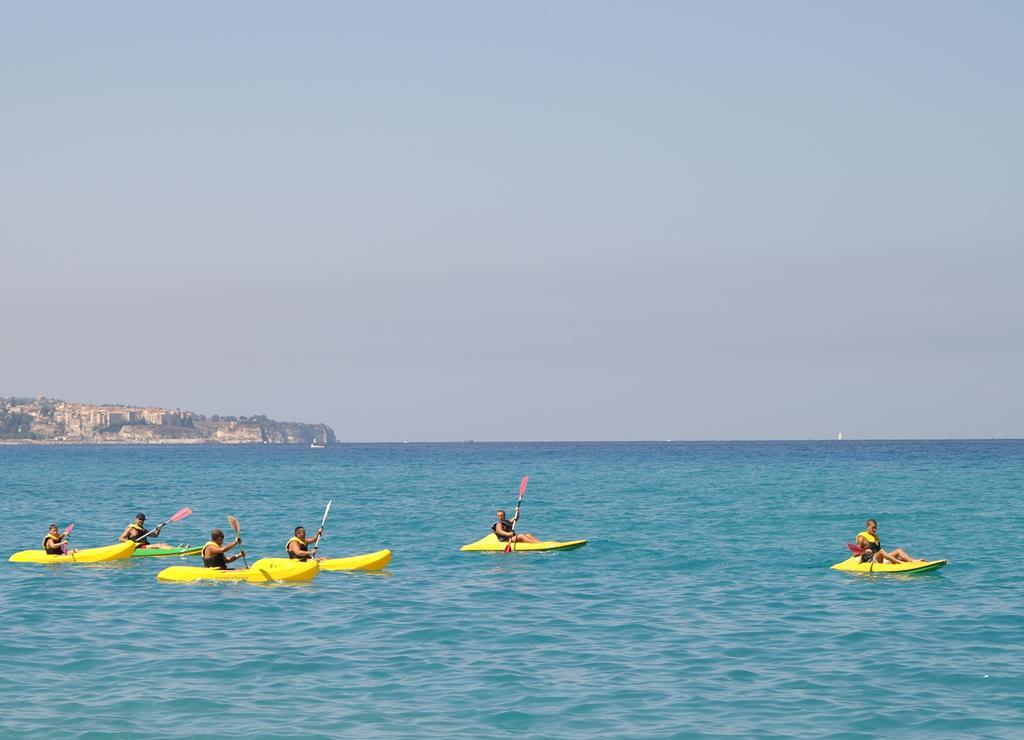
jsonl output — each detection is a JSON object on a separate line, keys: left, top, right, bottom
{"left": 202, "top": 529, "right": 245, "bottom": 569}
{"left": 286, "top": 526, "right": 324, "bottom": 561}
{"left": 492, "top": 509, "right": 541, "bottom": 544}
{"left": 42, "top": 524, "right": 69, "bottom": 555}
{"left": 856, "top": 518, "right": 923, "bottom": 564}
{"left": 119, "top": 512, "right": 174, "bottom": 550}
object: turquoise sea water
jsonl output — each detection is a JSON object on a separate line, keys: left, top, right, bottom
{"left": 1, "top": 441, "right": 1021, "bottom": 738}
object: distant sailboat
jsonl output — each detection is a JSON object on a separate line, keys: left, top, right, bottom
{"left": 311, "top": 437, "right": 327, "bottom": 449}
{"left": 837, "top": 432, "right": 844, "bottom": 441}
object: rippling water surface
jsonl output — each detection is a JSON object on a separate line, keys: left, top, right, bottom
{"left": 1, "top": 441, "right": 1022, "bottom": 737}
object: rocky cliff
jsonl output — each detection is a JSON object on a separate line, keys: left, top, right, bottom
{"left": 0, "top": 397, "right": 336, "bottom": 445}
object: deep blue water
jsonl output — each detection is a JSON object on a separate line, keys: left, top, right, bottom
{"left": 1, "top": 441, "right": 1022, "bottom": 737}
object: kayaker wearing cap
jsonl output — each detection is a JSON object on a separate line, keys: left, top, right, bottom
{"left": 119, "top": 512, "right": 174, "bottom": 550}
{"left": 286, "top": 526, "right": 324, "bottom": 562}
{"left": 492, "top": 509, "right": 541, "bottom": 544}
{"left": 856, "top": 519, "right": 924, "bottom": 564}
{"left": 202, "top": 529, "right": 245, "bottom": 569}
{"left": 42, "top": 524, "right": 70, "bottom": 555}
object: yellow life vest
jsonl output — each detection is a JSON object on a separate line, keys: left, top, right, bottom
{"left": 287, "top": 536, "right": 310, "bottom": 559}
{"left": 203, "top": 541, "right": 229, "bottom": 568}
{"left": 858, "top": 531, "right": 879, "bottom": 545}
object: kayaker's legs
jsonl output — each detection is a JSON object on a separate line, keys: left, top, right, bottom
{"left": 887, "top": 547, "right": 921, "bottom": 562}
{"left": 143, "top": 543, "right": 176, "bottom": 550}
{"left": 513, "top": 533, "right": 541, "bottom": 543}
{"left": 875, "top": 550, "right": 901, "bottom": 564}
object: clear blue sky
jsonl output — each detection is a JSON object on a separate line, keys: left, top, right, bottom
{"left": 2, "top": 2, "right": 1021, "bottom": 440}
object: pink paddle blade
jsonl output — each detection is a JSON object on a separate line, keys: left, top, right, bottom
{"left": 61, "top": 523, "right": 74, "bottom": 554}
{"left": 169, "top": 507, "right": 193, "bottom": 523}
{"left": 846, "top": 542, "right": 865, "bottom": 555}
{"left": 227, "top": 515, "right": 241, "bottom": 534}
{"left": 519, "top": 476, "right": 528, "bottom": 497}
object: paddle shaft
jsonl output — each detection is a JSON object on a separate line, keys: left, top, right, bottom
{"left": 227, "top": 515, "right": 249, "bottom": 568}
{"left": 312, "top": 500, "right": 332, "bottom": 554}
{"left": 61, "top": 523, "right": 74, "bottom": 555}
{"left": 507, "top": 499, "right": 523, "bottom": 552}
{"left": 506, "top": 476, "right": 528, "bottom": 553}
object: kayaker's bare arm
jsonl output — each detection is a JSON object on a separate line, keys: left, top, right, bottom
{"left": 118, "top": 526, "right": 133, "bottom": 543}
{"left": 495, "top": 522, "right": 515, "bottom": 537}
{"left": 287, "top": 542, "right": 313, "bottom": 559}
{"left": 207, "top": 538, "right": 241, "bottom": 556}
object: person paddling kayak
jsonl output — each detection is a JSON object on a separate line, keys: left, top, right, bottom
{"left": 856, "top": 519, "right": 924, "bottom": 564}
{"left": 286, "top": 526, "right": 325, "bottom": 561}
{"left": 493, "top": 509, "right": 541, "bottom": 544}
{"left": 202, "top": 529, "right": 246, "bottom": 569}
{"left": 42, "top": 524, "right": 71, "bottom": 555}
{"left": 119, "top": 513, "right": 174, "bottom": 550}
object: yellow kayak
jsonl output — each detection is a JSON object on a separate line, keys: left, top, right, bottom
{"left": 156, "top": 557, "right": 319, "bottom": 583}
{"left": 460, "top": 534, "right": 588, "bottom": 552}
{"left": 831, "top": 556, "right": 947, "bottom": 574}
{"left": 320, "top": 549, "right": 392, "bottom": 571}
{"left": 9, "top": 541, "right": 136, "bottom": 564}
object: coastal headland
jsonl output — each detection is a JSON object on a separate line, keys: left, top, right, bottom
{"left": 0, "top": 397, "right": 335, "bottom": 445}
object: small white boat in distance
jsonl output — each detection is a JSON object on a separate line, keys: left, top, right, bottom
{"left": 311, "top": 437, "right": 327, "bottom": 449}
{"left": 837, "top": 432, "right": 844, "bottom": 441}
